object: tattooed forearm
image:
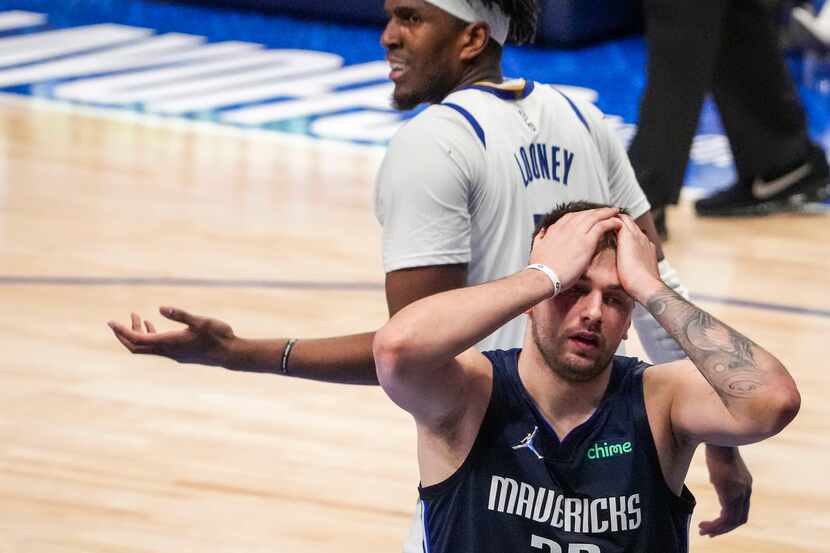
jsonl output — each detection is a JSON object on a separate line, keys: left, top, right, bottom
{"left": 646, "top": 289, "right": 766, "bottom": 401}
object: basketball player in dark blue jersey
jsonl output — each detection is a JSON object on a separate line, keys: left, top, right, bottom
{"left": 374, "top": 203, "right": 800, "bottom": 552}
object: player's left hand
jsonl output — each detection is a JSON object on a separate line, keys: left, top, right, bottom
{"left": 530, "top": 207, "right": 622, "bottom": 293}
{"left": 698, "top": 445, "right": 753, "bottom": 537}
{"left": 614, "top": 214, "right": 662, "bottom": 304}
{"left": 108, "top": 307, "right": 236, "bottom": 367}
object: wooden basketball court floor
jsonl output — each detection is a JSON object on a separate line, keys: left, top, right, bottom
{"left": 1, "top": 94, "right": 829, "bottom": 553}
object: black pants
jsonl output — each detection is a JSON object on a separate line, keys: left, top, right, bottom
{"left": 628, "top": 0, "right": 813, "bottom": 209}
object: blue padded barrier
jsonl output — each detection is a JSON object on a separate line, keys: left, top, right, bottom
{"left": 173, "top": 0, "right": 642, "bottom": 46}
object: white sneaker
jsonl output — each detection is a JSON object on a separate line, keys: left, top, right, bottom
{"left": 793, "top": 6, "right": 830, "bottom": 47}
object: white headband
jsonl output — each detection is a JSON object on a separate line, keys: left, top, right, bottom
{"left": 425, "top": 0, "right": 511, "bottom": 46}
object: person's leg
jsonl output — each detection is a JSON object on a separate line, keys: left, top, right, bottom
{"left": 696, "top": 0, "right": 829, "bottom": 215}
{"left": 627, "top": 0, "right": 729, "bottom": 235}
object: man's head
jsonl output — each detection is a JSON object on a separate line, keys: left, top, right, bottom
{"left": 382, "top": 0, "right": 538, "bottom": 110}
{"left": 529, "top": 202, "right": 634, "bottom": 383}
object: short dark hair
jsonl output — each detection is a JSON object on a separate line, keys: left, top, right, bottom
{"left": 533, "top": 201, "right": 627, "bottom": 250}
{"left": 476, "top": 0, "right": 539, "bottom": 44}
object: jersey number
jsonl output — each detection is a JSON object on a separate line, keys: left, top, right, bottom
{"left": 531, "top": 534, "right": 601, "bottom": 553}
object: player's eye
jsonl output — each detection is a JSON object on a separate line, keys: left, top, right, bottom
{"left": 394, "top": 8, "right": 422, "bottom": 25}
{"left": 567, "top": 286, "right": 588, "bottom": 297}
{"left": 606, "top": 294, "right": 631, "bottom": 309}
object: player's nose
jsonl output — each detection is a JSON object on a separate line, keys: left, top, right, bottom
{"left": 580, "top": 290, "right": 604, "bottom": 326}
{"left": 381, "top": 18, "right": 401, "bottom": 49}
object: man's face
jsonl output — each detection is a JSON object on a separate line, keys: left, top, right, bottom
{"left": 530, "top": 248, "right": 633, "bottom": 382}
{"left": 382, "top": 0, "right": 467, "bottom": 110}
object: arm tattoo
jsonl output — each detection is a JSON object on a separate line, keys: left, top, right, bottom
{"left": 646, "top": 289, "right": 765, "bottom": 401}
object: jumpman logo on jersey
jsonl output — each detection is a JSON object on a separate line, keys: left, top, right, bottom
{"left": 512, "top": 426, "right": 544, "bottom": 460}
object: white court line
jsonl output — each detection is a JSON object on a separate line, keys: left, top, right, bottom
{"left": 0, "top": 10, "right": 45, "bottom": 32}
{"left": 0, "top": 24, "right": 151, "bottom": 66}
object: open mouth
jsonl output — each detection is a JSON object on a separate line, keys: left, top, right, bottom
{"left": 569, "top": 332, "right": 600, "bottom": 351}
{"left": 388, "top": 59, "right": 406, "bottom": 81}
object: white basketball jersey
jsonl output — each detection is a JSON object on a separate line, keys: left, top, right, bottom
{"left": 375, "top": 80, "right": 649, "bottom": 351}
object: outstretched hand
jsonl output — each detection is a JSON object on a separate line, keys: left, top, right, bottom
{"left": 108, "top": 307, "right": 236, "bottom": 367}
{"left": 529, "top": 207, "right": 623, "bottom": 292}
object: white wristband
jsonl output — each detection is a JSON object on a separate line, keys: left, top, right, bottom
{"left": 527, "top": 263, "right": 562, "bottom": 296}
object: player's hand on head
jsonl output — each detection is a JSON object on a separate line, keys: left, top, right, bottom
{"left": 530, "top": 207, "right": 622, "bottom": 291}
{"left": 614, "top": 214, "right": 662, "bottom": 304}
{"left": 107, "top": 307, "right": 236, "bottom": 366}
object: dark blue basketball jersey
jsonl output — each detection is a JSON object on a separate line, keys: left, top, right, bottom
{"left": 413, "top": 349, "right": 695, "bottom": 553}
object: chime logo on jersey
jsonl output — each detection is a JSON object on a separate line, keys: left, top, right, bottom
{"left": 487, "top": 475, "right": 642, "bottom": 533}
{"left": 586, "top": 440, "right": 633, "bottom": 461}
{"left": 514, "top": 143, "right": 576, "bottom": 188}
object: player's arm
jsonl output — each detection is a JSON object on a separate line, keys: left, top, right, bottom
{"left": 108, "top": 310, "right": 379, "bottom": 383}
{"left": 616, "top": 215, "right": 800, "bottom": 446}
{"left": 645, "top": 298, "right": 800, "bottom": 446}
{"left": 631, "top": 188, "right": 752, "bottom": 540}
{"left": 108, "top": 265, "right": 467, "bottom": 385}
{"left": 375, "top": 270, "right": 545, "bottom": 426}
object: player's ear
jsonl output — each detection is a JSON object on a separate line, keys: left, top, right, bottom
{"left": 459, "top": 22, "right": 490, "bottom": 62}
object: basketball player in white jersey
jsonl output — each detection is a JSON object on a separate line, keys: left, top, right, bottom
{"left": 110, "top": 0, "right": 751, "bottom": 538}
